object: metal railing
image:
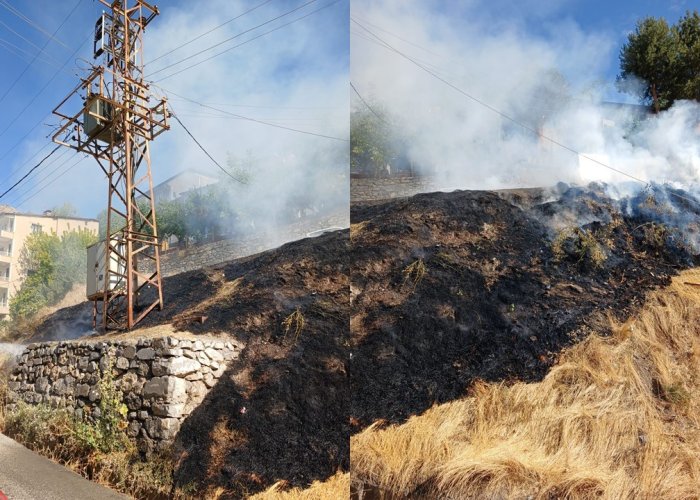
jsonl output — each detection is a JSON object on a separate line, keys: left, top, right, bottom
{"left": 0, "top": 250, "right": 11, "bottom": 257}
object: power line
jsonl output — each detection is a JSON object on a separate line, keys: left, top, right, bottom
{"left": 147, "top": 0, "right": 320, "bottom": 79}
{"left": 169, "top": 110, "right": 247, "bottom": 185}
{"left": 0, "top": 113, "right": 50, "bottom": 165}
{"left": 0, "top": 145, "right": 61, "bottom": 200}
{"left": 350, "top": 81, "right": 387, "bottom": 123}
{"left": 0, "top": 0, "right": 72, "bottom": 50}
{"left": 11, "top": 153, "right": 85, "bottom": 208}
{"left": 0, "top": 18, "right": 49, "bottom": 57}
{"left": 167, "top": 95, "right": 342, "bottom": 110}
{"left": 3, "top": 148, "right": 71, "bottom": 204}
{"left": 0, "top": 0, "right": 81, "bottom": 106}
{"left": 0, "top": 36, "right": 73, "bottom": 73}
{"left": 352, "top": 15, "right": 442, "bottom": 58}
{"left": 154, "top": 0, "right": 341, "bottom": 83}
{"left": 0, "top": 31, "right": 91, "bottom": 139}
{"left": 147, "top": 0, "right": 274, "bottom": 66}
{"left": 156, "top": 85, "right": 349, "bottom": 142}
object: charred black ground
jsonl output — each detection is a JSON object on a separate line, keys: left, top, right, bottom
{"left": 350, "top": 184, "right": 700, "bottom": 428}
{"left": 27, "top": 230, "right": 349, "bottom": 498}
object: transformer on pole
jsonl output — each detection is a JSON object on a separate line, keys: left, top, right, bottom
{"left": 52, "top": 0, "right": 169, "bottom": 330}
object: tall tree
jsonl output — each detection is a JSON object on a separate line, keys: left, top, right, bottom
{"left": 618, "top": 17, "right": 681, "bottom": 113}
{"left": 618, "top": 11, "right": 700, "bottom": 112}
{"left": 676, "top": 10, "right": 700, "bottom": 101}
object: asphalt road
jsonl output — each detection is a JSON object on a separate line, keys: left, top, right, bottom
{"left": 0, "top": 433, "right": 128, "bottom": 500}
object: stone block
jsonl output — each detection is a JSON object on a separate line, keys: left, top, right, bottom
{"left": 197, "top": 351, "right": 211, "bottom": 366}
{"left": 136, "top": 348, "right": 155, "bottom": 360}
{"left": 204, "top": 347, "right": 224, "bottom": 362}
{"left": 152, "top": 402, "right": 185, "bottom": 418}
{"left": 203, "top": 372, "right": 216, "bottom": 388}
{"left": 115, "top": 357, "right": 130, "bottom": 370}
{"left": 142, "top": 376, "right": 187, "bottom": 403}
{"left": 144, "top": 417, "right": 181, "bottom": 440}
{"left": 121, "top": 345, "right": 137, "bottom": 360}
{"left": 155, "top": 357, "right": 201, "bottom": 377}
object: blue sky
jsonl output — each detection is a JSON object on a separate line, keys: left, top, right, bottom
{"left": 476, "top": 0, "right": 699, "bottom": 100}
{"left": 0, "top": 0, "right": 349, "bottom": 218}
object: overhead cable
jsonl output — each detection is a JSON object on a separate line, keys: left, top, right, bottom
{"left": 156, "top": 85, "right": 349, "bottom": 142}
{"left": 147, "top": 0, "right": 274, "bottom": 66}
{"left": 148, "top": 0, "right": 326, "bottom": 81}
{"left": 169, "top": 109, "right": 248, "bottom": 185}
{"left": 0, "top": 145, "right": 61, "bottom": 200}
{"left": 0, "top": 0, "right": 81, "bottom": 106}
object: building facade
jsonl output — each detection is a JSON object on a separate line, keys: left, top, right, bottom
{"left": 0, "top": 208, "right": 99, "bottom": 319}
{"left": 151, "top": 170, "right": 219, "bottom": 204}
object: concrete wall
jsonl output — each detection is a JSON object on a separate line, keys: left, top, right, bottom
{"left": 350, "top": 176, "right": 436, "bottom": 202}
{"left": 155, "top": 211, "right": 349, "bottom": 277}
{"left": 6, "top": 336, "right": 242, "bottom": 454}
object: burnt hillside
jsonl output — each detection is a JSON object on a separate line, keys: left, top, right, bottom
{"left": 28, "top": 230, "right": 350, "bottom": 498}
{"left": 350, "top": 184, "right": 700, "bottom": 427}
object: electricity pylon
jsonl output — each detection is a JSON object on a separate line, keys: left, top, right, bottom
{"left": 52, "top": 0, "right": 169, "bottom": 330}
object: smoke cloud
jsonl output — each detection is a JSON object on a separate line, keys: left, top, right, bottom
{"left": 351, "top": 0, "right": 700, "bottom": 194}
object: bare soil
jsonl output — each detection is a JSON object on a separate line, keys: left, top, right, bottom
{"left": 350, "top": 185, "right": 699, "bottom": 428}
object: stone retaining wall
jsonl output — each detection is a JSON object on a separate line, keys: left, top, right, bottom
{"left": 350, "top": 176, "right": 436, "bottom": 202}
{"left": 6, "top": 336, "right": 242, "bottom": 453}
{"left": 155, "top": 211, "right": 349, "bottom": 277}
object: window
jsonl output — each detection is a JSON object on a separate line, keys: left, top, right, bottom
{"left": 31, "top": 224, "right": 42, "bottom": 234}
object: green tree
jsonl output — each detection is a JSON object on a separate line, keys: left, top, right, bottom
{"left": 618, "top": 17, "right": 681, "bottom": 112}
{"left": 51, "top": 202, "right": 78, "bottom": 217}
{"left": 676, "top": 10, "right": 700, "bottom": 100}
{"left": 10, "top": 229, "right": 98, "bottom": 319}
{"left": 618, "top": 11, "right": 700, "bottom": 112}
{"left": 351, "top": 101, "right": 396, "bottom": 177}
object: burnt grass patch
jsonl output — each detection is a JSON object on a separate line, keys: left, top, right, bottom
{"left": 350, "top": 185, "right": 699, "bottom": 428}
{"left": 25, "top": 230, "right": 350, "bottom": 497}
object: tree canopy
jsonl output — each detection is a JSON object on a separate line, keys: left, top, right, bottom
{"left": 10, "top": 228, "right": 98, "bottom": 319}
{"left": 351, "top": 98, "right": 398, "bottom": 177}
{"left": 618, "top": 10, "right": 700, "bottom": 112}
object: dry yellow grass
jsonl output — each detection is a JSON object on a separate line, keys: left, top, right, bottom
{"left": 172, "top": 276, "right": 244, "bottom": 327}
{"left": 351, "top": 268, "right": 700, "bottom": 499}
{"left": 249, "top": 471, "right": 350, "bottom": 499}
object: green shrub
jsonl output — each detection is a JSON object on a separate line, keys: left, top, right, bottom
{"left": 1, "top": 358, "right": 174, "bottom": 498}
{"left": 74, "top": 358, "right": 130, "bottom": 454}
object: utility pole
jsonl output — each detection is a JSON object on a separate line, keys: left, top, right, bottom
{"left": 52, "top": 0, "right": 168, "bottom": 330}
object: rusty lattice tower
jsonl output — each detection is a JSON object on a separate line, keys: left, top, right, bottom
{"left": 52, "top": 0, "right": 168, "bottom": 330}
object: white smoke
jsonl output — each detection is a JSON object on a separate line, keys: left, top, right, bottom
{"left": 351, "top": 0, "right": 700, "bottom": 195}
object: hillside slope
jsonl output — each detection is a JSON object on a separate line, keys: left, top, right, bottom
{"left": 25, "top": 230, "right": 350, "bottom": 498}
{"left": 350, "top": 185, "right": 699, "bottom": 427}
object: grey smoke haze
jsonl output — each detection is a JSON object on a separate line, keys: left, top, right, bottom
{"left": 0, "top": 342, "right": 24, "bottom": 357}
{"left": 351, "top": 0, "right": 700, "bottom": 195}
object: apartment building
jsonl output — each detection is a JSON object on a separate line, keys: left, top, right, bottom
{"left": 0, "top": 207, "right": 99, "bottom": 320}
